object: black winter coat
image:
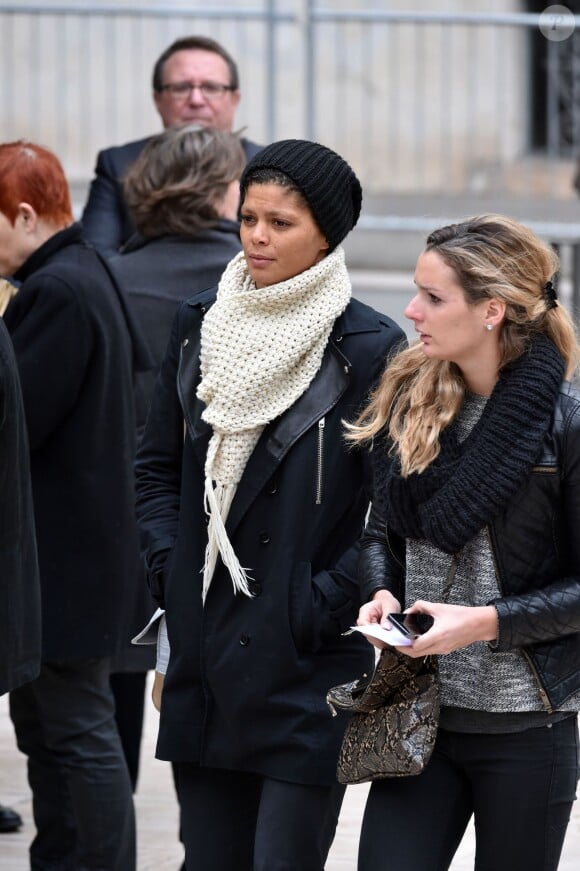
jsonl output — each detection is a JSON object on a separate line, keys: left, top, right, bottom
{"left": 82, "top": 136, "right": 262, "bottom": 256}
{"left": 109, "top": 222, "right": 241, "bottom": 438}
{"left": 0, "top": 319, "right": 41, "bottom": 693}
{"left": 135, "top": 287, "right": 405, "bottom": 784}
{"left": 108, "top": 223, "right": 242, "bottom": 669}
{"left": 4, "top": 224, "right": 150, "bottom": 661}
{"left": 359, "top": 381, "right": 580, "bottom": 712}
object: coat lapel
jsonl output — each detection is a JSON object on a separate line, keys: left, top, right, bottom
{"left": 177, "top": 296, "right": 383, "bottom": 537}
{"left": 177, "top": 292, "right": 214, "bottom": 468}
{"left": 225, "top": 343, "right": 350, "bottom": 537}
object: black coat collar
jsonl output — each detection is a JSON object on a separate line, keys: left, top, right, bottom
{"left": 184, "top": 285, "right": 386, "bottom": 337}
{"left": 14, "top": 221, "right": 153, "bottom": 375}
{"left": 120, "top": 220, "right": 241, "bottom": 256}
{"left": 15, "top": 223, "right": 83, "bottom": 282}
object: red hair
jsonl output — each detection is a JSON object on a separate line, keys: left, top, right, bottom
{"left": 0, "top": 141, "right": 72, "bottom": 226}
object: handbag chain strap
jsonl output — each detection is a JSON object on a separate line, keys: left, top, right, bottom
{"left": 441, "top": 549, "right": 463, "bottom": 603}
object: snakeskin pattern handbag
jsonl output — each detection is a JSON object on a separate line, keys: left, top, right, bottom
{"left": 326, "top": 646, "right": 440, "bottom": 784}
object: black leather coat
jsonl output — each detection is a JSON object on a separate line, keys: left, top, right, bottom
{"left": 359, "top": 381, "right": 580, "bottom": 712}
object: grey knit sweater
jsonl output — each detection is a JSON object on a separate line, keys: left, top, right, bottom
{"left": 405, "top": 393, "right": 580, "bottom": 730}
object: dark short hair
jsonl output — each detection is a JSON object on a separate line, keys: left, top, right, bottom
{"left": 240, "top": 167, "right": 305, "bottom": 205}
{"left": 152, "top": 35, "right": 240, "bottom": 92}
{"left": 123, "top": 125, "right": 245, "bottom": 239}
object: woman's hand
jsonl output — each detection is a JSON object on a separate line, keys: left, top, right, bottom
{"left": 401, "top": 601, "right": 499, "bottom": 658}
{"left": 357, "top": 589, "right": 401, "bottom": 650}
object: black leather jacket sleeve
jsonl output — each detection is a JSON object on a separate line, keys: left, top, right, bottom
{"left": 491, "top": 577, "right": 580, "bottom": 651}
{"left": 490, "top": 390, "right": 580, "bottom": 651}
{"left": 358, "top": 445, "right": 405, "bottom": 605}
{"left": 359, "top": 389, "right": 580, "bottom": 655}
{"left": 358, "top": 387, "right": 580, "bottom": 709}
{"left": 361, "top": 489, "right": 580, "bottom": 650}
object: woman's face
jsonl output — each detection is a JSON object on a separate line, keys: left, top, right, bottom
{"left": 0, "top": 207, "right": 34, "bottom": 276}
{"left": 240, "top": 183, "right": 329, "bottom": 288}
{"left": 406, "top": 250, "right": 499, "bottom": 373}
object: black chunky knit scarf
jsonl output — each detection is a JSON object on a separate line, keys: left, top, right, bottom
{"left": 379, "top": 334, "right": 565, "bottom": 554}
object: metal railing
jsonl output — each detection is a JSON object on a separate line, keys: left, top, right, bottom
{"left": 0, "top": 2, "right": 295, "bottom": 181}
{"left": 1, "top": 3, "right": 580, "bottom": 194}
{"left": 355, "top": 212, "right": 580, "bottom": 318}
{"left": 3, "top": 1, "right": 580, "bottom": 297}
{"left": 305, "top": 6, "right": 580, "bottom": 196}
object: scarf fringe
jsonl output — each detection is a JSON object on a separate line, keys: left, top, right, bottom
{"left": 202, "top": 476, "right": 253, "bottom": 602}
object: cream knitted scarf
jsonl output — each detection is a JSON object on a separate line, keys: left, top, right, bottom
{"left": 197, "top": 246, "right": 352, "bottom": 600}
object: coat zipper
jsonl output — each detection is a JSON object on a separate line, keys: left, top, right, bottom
{"left": 484, "top": 526, "right": 553, "bottom": 713}
{"left": 520, "top": 649, "right": 553, "bottom": 712}
{"left": 315, "top": 417, "right": 325, "bottom": 504}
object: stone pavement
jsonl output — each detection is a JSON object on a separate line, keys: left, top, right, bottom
{"left": 1, "top": 684, "right": 579, "bottom": 869}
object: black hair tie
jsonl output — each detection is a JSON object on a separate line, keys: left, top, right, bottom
{"left": 543, "top": 278, "right": 558, "bottom": 310}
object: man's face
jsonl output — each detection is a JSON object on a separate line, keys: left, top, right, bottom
{"left": 153, "top": 49, "right": 241, "bottom": 131}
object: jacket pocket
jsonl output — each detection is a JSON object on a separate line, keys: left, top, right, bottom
{"left": 288, "top": 561, "right": 356, "bottom": 654}
{"left": 288, "top": 561, "right": 314, "bottom": 653}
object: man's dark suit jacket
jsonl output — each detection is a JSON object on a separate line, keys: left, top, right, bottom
{"left": 81, "top": 135, "right": 262, "bottom": 257}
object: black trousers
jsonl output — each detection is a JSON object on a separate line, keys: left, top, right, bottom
{"left": 358, "top": 717, "right": 579, "bottom": 871}
{"left": 10, "top": 658, "right": 135, "bottom": 871}
{"left": 109, "top": 670, "right": 147, "bottom": 792}
{"left": 175, "top": 762, "right": 345, "bottom": 871}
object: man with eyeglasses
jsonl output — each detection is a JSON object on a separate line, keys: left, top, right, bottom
{"left": 82, "top": 35, "right": 261, "bottom": 256}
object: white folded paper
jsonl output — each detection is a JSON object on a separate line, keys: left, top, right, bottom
{"left": 345, "top": 623, "right": 413, "bottom": 647}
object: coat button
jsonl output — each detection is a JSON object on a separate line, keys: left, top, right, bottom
{"left": 259, "top": 531, "right": 271, "bottom": 545}
{"left": 266, "top": 480, "right": 278, "bottom": 495}
{"left": 249, "top": 581, "right": 262, "bottom": 597}
{"left": 239, "top": 634, "right": 251, "bottom": 646}
{"left": 182, "top": 338, "right": 189, "bottom": 348}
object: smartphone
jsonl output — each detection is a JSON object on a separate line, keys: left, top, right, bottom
{"left": 387, "top": 612, "right": 434, "bottom": 638}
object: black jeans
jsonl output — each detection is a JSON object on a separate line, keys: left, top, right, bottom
{"left": 109, "top": 670, "right": 148, "bottom": 792}
{"left": 10, "top": 658, "right": 135, "bottom": 871}
{"left": 175, "top": 762, "right": 345, "bottom": 871}
{"left": 358, "top": 717, "right": 579, "bottom": 871}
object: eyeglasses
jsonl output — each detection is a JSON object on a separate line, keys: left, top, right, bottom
{"left": 158, "top": 81, "right": 236, "bottom": 101}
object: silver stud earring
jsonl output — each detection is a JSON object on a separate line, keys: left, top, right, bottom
{"left": 485, "top": 323, "right": 493, "bottom": 331}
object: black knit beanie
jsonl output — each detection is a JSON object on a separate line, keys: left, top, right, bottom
{"left": 239, "top": 139, "right": 362, "bottom": 251}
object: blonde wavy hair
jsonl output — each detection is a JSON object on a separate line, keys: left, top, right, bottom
{"left": 347, "top": 214, "right": 579, "bottom": 476}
